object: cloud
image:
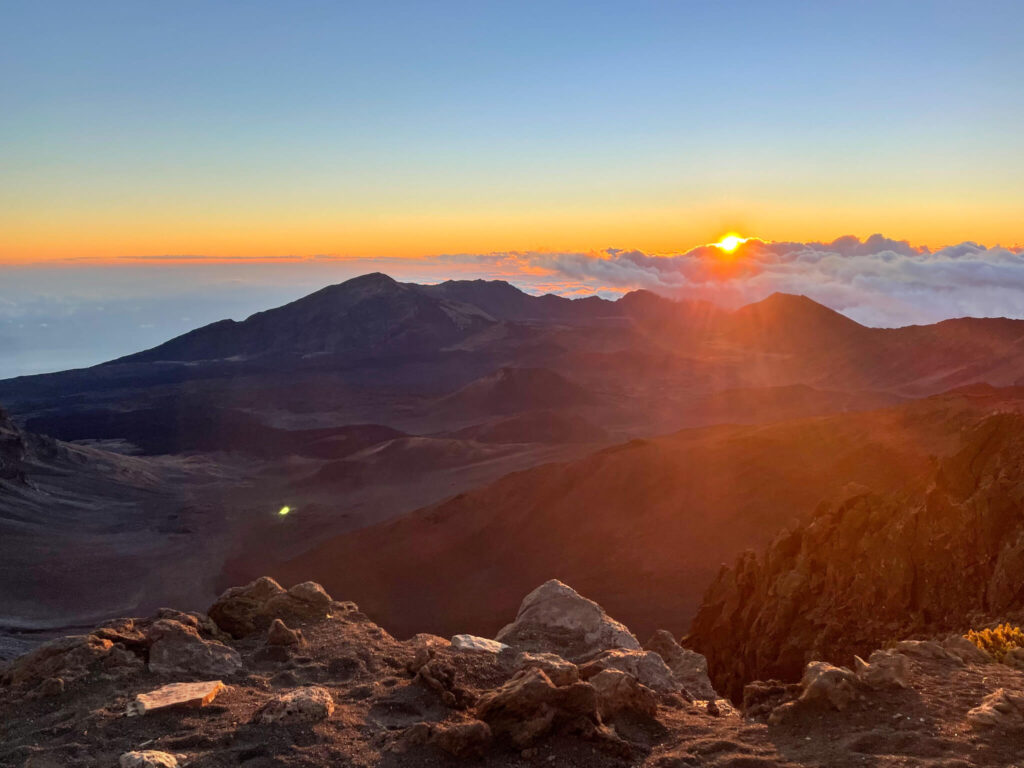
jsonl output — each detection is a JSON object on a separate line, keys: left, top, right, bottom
{"left": 441, "top": 236, "right": 1024, "bottom": 327}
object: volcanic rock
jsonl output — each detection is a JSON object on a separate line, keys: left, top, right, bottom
{"left": 966, "top": 688, "right": 1024, "bottom": 730}
{"left": 119, "top": 751, "right": 179, "bottom": 768}
{"left": 253, "top": 685, "right": 335, "bottom": 725}
{"left": 511, "top": 651, "right": 579, "bottom": 686}
{"left": 127, "top": 680, "right": 226, "bottom": 716}
{"left": 588, "top": 668, "right": 659, "bottom": 719}
{"left": 645, "top": 630, "right": 716, "bottom": 698}
{"left": 853, "top": 650, "right": 910, "bottom": 689}
{"left": 578, "top": 648, "right": 680, "bottom": 694}
{"left": 267, "top": 618, "right": 303, "bottom": 647}
{"left": 451, "top": 634, "right": 508, "bottom": 654}
{"left": 475, "top": 667, "right": 602, "bottom": 747}
{"left": 147, "top": 619, "right": 242, "bottom": 677}
{"left": 495, "top": 579, "right": 641, "bottom": 661}
{"left": 208, "top": 577, "right": 333, "bottom": 638}
{"left": 688, "top": 414, "right": 1024, "bottom": 699}
{"left": 1, "top": 634, "right": 117, "bottom": 690}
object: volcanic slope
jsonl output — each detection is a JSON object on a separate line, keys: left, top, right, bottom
{"left": 262, "top": 387, "right": 1024, "bottom": 643}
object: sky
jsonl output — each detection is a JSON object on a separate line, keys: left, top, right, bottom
{"left": 1, "top": 1, "right": 1023, "bottom": 375}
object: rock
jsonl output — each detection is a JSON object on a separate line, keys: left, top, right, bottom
{"left": 1003, "top": 647, "right": 1024, "bottom": 670}
{"left": 208, "top": 577, "right": 333, "bottom": 638}
{"left": 513, "top": 652, "right": 579, "bottom": 686}
{"left": 119, "top": 751, "right": 179, "bottom": 768}
{"left": 966, "top": 688, "right": 1024, "bottom": 730}
{"left": 0, "top": 634, "right": 116, "bottom": 689}
{"left": 409, "top": 633, "right": 450, "bottom": 651}
{"left": 451, "top": 634, "right": 509, "bottom": 654}
{"left": 742, "top": 679, "right": 801, "bottom": 721}
{"left": 588, "top": 668, "right": 659, "bottom": 719}
{"left": 645, "top": 630, "right": 717, "bottom": 699}
{"left": 798, "top": 662, "right": 859, "bottom": 711}
{"left": 267, "top": 618, "right": 303, "bottom": 647}
{"left": 579, "top": 648, "right": 680, "bottom": 694}
{"left": 147, "top": 620, "right": 242, "bottom": 677}
{"left": 943, "top": 635, "right": 993, "bottom": 664}
{"left": 854, "top": 650, "right": 909, "bottom": 689}
{"left": 415, "top": 657, "right": 473, "bottom": 708}
{"left": 253, "top": 686, "right": 335, "bottom": 726}
{"left": 476, "top": 667, "right": 601, "bottom": 748}
{"left": 126, "top": 680, "right": 226, "bottom": 716}
{"left": 429, "top": 719, "right": 494, "bottom": 758}
{"left": 687, "top": 418, "right": 1024, "bottom": 700}
{"left": 894, "top": 640, "right": 962, "bottom": 664}
{"left": 27, "top": 676, "right": 65, "bottom": 699}
{"left": 706, "top": 699, "right": 720, "bottom": 716}
{"left": 495, "top": 580, "right": 641, "bottom": 661}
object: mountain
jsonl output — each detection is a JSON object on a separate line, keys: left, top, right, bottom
{"left": 112, "top": 273, "right": 499, "bottom": 365}
{"left": 687, "top": 409, "right": 1024, "bottom": 699}
{"left": 255, "top": 388, "right": 1024, "bottom": 644}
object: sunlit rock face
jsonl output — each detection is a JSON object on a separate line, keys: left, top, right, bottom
{"left": 688, "top": 412, "right": 1024, "bottom": 700}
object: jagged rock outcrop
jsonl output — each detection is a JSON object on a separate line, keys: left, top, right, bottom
{"left": 688, "top": 414, "right": 1024, "bottom": 699}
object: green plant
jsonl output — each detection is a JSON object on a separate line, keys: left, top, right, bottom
{"left": 965, "top": 623, "right": 1024, "bottom": 662}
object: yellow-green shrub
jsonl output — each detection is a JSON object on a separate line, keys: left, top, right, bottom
{"left": 965, "top": 623, "right": 1024, "bottom": 662}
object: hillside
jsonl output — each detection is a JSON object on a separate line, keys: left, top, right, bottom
{"left": 256, "top": 388, "right": 1024, "bottom": 643}
{"left": 687, "top": 409, "right": 1024, "bottom": 700}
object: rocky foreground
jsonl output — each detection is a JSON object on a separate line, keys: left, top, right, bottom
{"left": 2, "top": 578, "right": 1023, "bottom": 768}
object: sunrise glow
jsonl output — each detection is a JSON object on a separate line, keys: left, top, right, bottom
{"left": 714, "top": 234, "right": 747, "bottom": 254}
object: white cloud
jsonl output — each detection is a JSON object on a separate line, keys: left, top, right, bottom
{"left": 443, "top": 236, "right": 1024, "bottom": 327}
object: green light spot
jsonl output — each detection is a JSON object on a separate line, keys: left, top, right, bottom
{"left": 278, "top": 506, "right": 292, "bottom": 516}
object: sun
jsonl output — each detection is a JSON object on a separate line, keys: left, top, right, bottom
{"left": 714, "top": 233, "right": 747, "bottom": 254}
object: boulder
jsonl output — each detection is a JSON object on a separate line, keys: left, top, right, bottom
{"left": 267, "top": 618, "right": 303, "bottom": 647}
{"left": 475, "top": 667, "right": 601, "bottom": 747}
{"left": 853, "top": 650, "right": 909, "bottom": 689}
{"left": 579, "top": 648, "right": 680, "bottom": 694}
{"left": 943, "top": 635, "right": 993, "bottom": 665}
{"left": 798, "top": 662, "right": 859, "bottom": 711}
{"left": 127, "top": 680, "right": 226, "bottom": 716}
{"left": 147, "top": 620, "right": 242, "bottom": 677}
{"left": 966, "top": 688, "right": 1024, "bottom": 730}
{"left": 451, "top": 634, "right": 508, "bottom": 654}
{"left": 1003, "top": 647, "right": 1024, "bottom": 671}
{"left": 513, "top": 651, "right": 579, "bottom": 686}
{"left": 588, "top": 668, "right": 659, "bottom": 719}
{"left": 645, "top": 630, "right": 717, "bottom": 699}
{"left": 1, "top": 634, "right": 116, "bottom": 689}
{"left": 894, "top": 640, "right": 962, "bottom": 664}
{"left": 253, "top": 686, "right": 335, "bottom": 726}
{"left": 429, "top": 719, "right": 494, "bottom": 758}
{"left": 208, "top": 577, "right": 333, "bottom": 638}
{"left": 119, "top": 751, "right": 179, "bottom": 768}
{"left": 495, "top": 580, "right": 640, "bottom": 661}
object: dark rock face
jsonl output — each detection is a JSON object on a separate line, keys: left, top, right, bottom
{"left": 0, "top": 406, "right": 28, "bottom": 483}
{"left": 688, "top": 413, "right": 1024, "bottom": 701}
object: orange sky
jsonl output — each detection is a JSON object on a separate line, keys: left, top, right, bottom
{"left": 3, "top": 196, "right": 1022, "bottom": 265}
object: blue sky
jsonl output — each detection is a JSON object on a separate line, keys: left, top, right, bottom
{"left": 1, "top": 1, "right": 1023, "bottom": 375}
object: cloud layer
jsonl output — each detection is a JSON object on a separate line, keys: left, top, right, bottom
{"left": 444, "top": 235, "right": 1024, "bottom": 327}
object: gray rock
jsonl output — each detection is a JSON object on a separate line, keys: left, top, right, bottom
{"left": 579, "top": 649, "right": 680, "bottom": 694}
{"left": 644, "top": 630, "right": 717, "bottom": 699}
{"left": 119, "top": 751, "right": 179, "bottom": 768}
{"left": 253, "top": 686, "right": 335, "bottom": 725}
{"left": 495, "top": 580, "right": 640, "bottom": 661}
